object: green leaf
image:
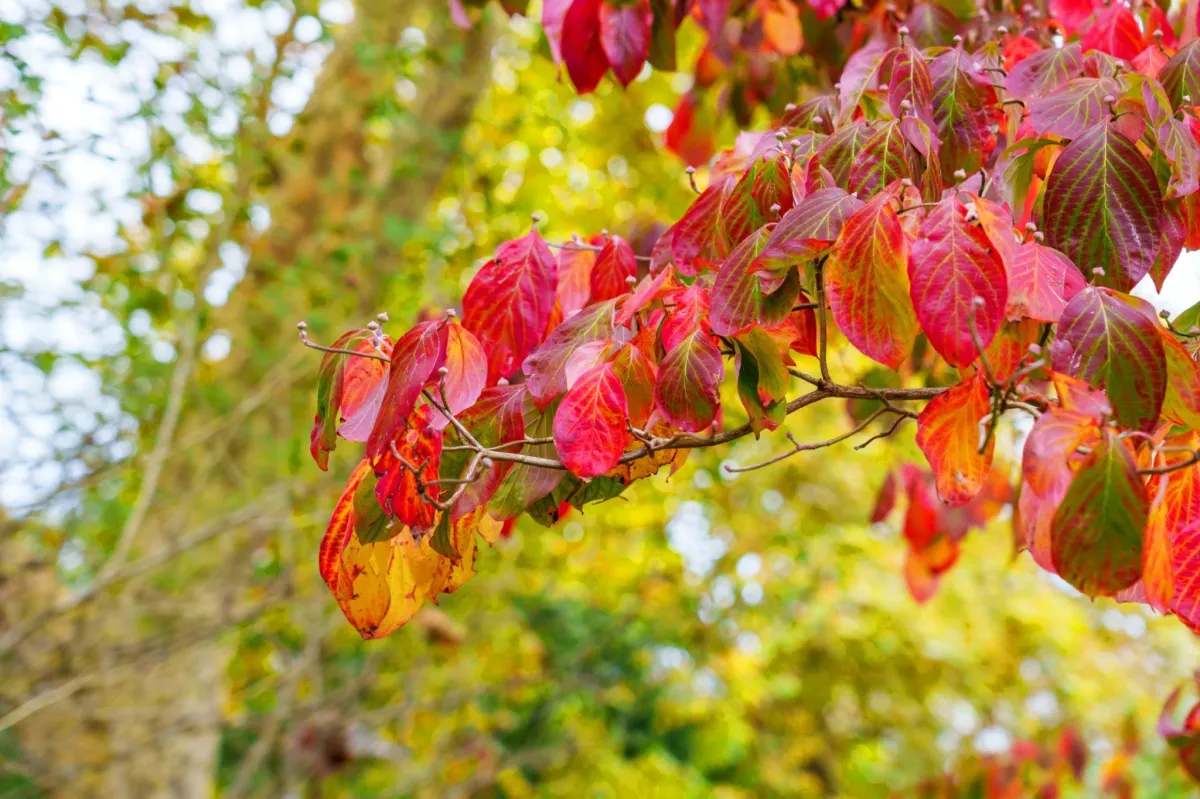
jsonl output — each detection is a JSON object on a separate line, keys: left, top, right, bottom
{"left": 1050, "top": 432, "right": 1147, "bottom": 596}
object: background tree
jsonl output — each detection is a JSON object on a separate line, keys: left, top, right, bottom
{"left": 2, "top": 1, "right": 1200, "bottom": 797}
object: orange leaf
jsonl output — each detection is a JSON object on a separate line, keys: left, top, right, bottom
{"left": 915, "top": 374, "right": 994, "bottom": 507}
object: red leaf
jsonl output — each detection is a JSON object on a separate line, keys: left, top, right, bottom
{"left": 366, "top": 321, "right": 447, "bottom": 460}
{"left": 788, "top": 290, "right": 817, "bottom": 357}
{"left": 908, "top": 197, "right": 1008, "bottom": 368}
{"left": 825, "top": 189, "right": 918, "bottom": 369}
{"left": 720, "top": 152, "right": 795, "bottom": 248}
{"left": 562, "top": 0, "right": 610, "bottom": 93}
{"left": 590, "top": 234, "right": 638, "bottom": 302}
{"left": 930, "top": 47, "right": 998, "bottom": 182}
{"left": 661, "top": 283, "right": 711, "bottom": 351}
{"left": 599, "top": 0, "right": 651, "bottom": 87}
{"left": 915, "top": 374, "right": 994, "bottom": 507}
{"left": 671, "top": 185, "right": 728, "bottom": 275}
{"left": 664, "top": 91, "right": 716, "bottom": 167}
{"left": 756, "top": 187, "right": 864, "bottom": 277}
{"left": 374, "top": 405, "right": 443, "bottom": 532}
{"left": 870, "top": 471, "right": 897, "bottom": 522}
{"left": 1005, "top": 43, "right": 1084, "bottom": 102}
{"left": 1029, "top": 77, "right": 1121, "bottom": 140}
{"left": 553, "top": 362, "right": 629, "bottom": 478}
{"left": 463, "top": 230, "right": 558, "bottom": 381}
{"left": 1081, "top": 3, "right": 1144, "bottom": 62}
{"left": 1042, "top": 123, "right": 1164, "bottom": 292}
{"left": 542, "top": 0, "right": 572, "bottom": 65}
{"left": 655, "top": 329, "right": 724, "bottom": 432}
{"left": 611, "top": 343, "right": 657, "bottom": 428}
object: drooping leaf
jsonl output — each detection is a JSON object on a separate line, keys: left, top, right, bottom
{"left": 660, "top": 283, "right": 711, "bottom": 351}
{"left": 319, "top": 458, "right": 373, "bottom": 590}
{"left": 655, "top": 329, "right": 724, "bottom": 432}
{"left": 312, "top": 330, "right": 388, "bottom": 467}
{"left": 610, "top": 343, "right": 657, "bottom": 427}
{"left": 553, "top": 362, "right": 629, "bottom": 478}
{"left": 825, "top": 189, "right": 918, "bottom": 369}
{"left": 366, "top": 321, "right": 447, "bottom": 460}
{"left": 1055, "top": 286, "right": 1167, "bottom": 431}
{"left": 441, "top": 321, "right": 487, "bottom": 419}
{"left": 1050, "top": 431, "right": 1148, "bottom": 597}
{"left": 562, "top": 0, "right": 610, "bottom": 93}
{"left": 463, "top": 229, "right": 558, "bottom": 380}
{"left": 908, "top": 196, "right": 1008, "bottom": 368}
{"left": 599, "top": 0, "right": 651, "bottom": 87}
{"left": 915, "top": 374, "right": 993, "bottom": 507}
{"left": 328, "top": 525, "right": 441, "bottom": 639}
{"left": 1042, "top": 122, "right": 1164, "bottom": 292}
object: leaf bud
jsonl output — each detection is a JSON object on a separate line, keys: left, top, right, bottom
{"left": 1033, "top": 231, "right": 1044, "bottom": 242}
{"left": 445, "top": 308, "right": 457, "bottom": 318}
{"left": 1092, "top": 267, "right": 1105, "bottom": 276}
{"left": 437, "top": 366, "right": 449, "bottom": 376}
{"left": 377, "top": 311, "right": 389, "bottom": 322}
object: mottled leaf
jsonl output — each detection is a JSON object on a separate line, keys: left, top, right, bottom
{"left": 711, "top": 227, "right": 800, "bottom": 336}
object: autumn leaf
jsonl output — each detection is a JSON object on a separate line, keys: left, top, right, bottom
{"left": 930, "top": 46, "right": 997, "bottom": 182}
{"left": 1160, "top": 41, "right": 1200, "bottom": 110}
{"left": 366, "top": 321, "right": 447, "bottom": 461}
{"left": 1005, "top": 43, "right": 1083, "bottom": 102}
{"left": 374, "top": 405, "right": 443, "bottom": 532}
{"left": 1051, "top": 431, "right": 1148, "bottom": 597}
{"left": 1042, "top": 123, "right": 1164, "bottom": 292}
{"left": 589, "top": 234, "right": 638, "bottom": 302}
{"left": 599, "top": 0, "right": 651, "bottom": 87}
{"left": 915, "top": 374, "right": 993, "bottom": 507}
{"left": 825, "top": 188, "right": 918, "bottom": 369}
{"left": 562, "top": 0, "right": 610, "bottom": 93}
{"left": 908, "top": 196, "right": 1007, "bottom": 368}
{"left": 1054, "top": 287, "right": 1166, "bottom": 432}
{"left": 463, "top": 229, "right": 558, "bottom": 381}
{"left": 524, "top": 299, "right": 617, "bottom": 405}
{"left": 553, "top": 362, "right": 629, "bottom": 478}
{"left": 710, "top": 227, "right": 800, "bottom": 337}
{"left": 655, "top": 328, "right": 724, "bottom": 432}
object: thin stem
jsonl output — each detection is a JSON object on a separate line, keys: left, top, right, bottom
{"left": 814, "top": 257, "right": 832, "bottom": 382}
{"left": 302, "top": 339, "right": 390, "bottom": 362}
